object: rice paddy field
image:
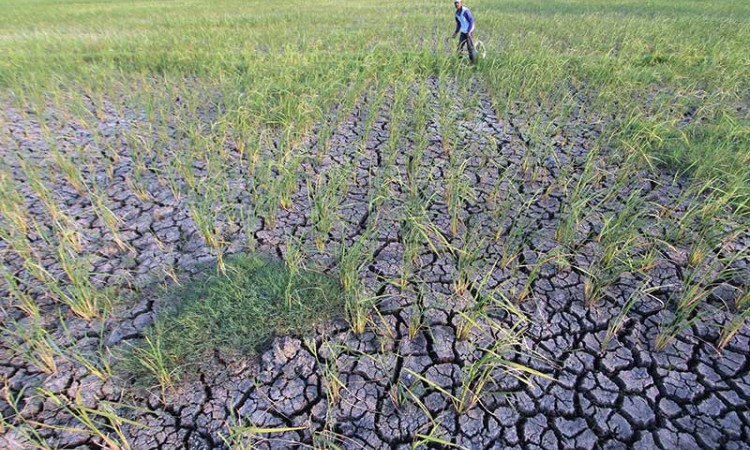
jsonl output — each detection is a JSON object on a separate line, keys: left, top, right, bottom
{"left": 1, "top": 0, "right": 749, "bottom": 448}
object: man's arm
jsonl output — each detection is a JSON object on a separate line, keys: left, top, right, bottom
{"left": 465, "top": 9, "right": 475, "bottom": 33}
{"left": 453, "top": 17, "right": 460, "bottom": 37}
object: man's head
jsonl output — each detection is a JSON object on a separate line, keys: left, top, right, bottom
{"left": 454, "top": 1, "right": 462, "bottom": 10}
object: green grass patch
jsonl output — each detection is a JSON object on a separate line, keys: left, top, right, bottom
{"left": 122, "top": 252, "right": 342, "bottom": 387}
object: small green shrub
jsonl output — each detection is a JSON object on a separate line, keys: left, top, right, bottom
{"left": 123, "top": 252, "right": 342, "bottom": 386}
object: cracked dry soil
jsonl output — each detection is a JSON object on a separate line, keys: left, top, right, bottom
{"left": 1, "top": 78, "right": 750, "bottom": 449}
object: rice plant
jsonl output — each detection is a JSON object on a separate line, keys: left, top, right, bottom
{"left": 654, "top": 273, "right": 713, "bottom": 352}
{"left": 1, "top": 265, "right": 40, "bottom": 317}
{"left": 58, "top": 311, "right": 113, "bottom": 382}
{"left": 32, "top": 389, "right": 147, "bottom": 450}
{"left": 49, "top": 145, "right": 87, "bottom": 195}
{"left": 219, "top": 419, "right": 306, "bottom": 450}
{"left": 602, "top": 283, "right": 662, "bottom": 350}
{"left": 0, "top": 379, "right": 54, "bottom": 449}
{"left": 407, "top": 319, "right": 550, "bottom": 414}
{"left": 187, "top": 185, "right": 227, "bottom": 273}
{"left": 126, "top": 330, "right": 178, "bottom": 398}
{"left": 453, "top": 226, "right": 486, "bottom": 299}
{"left": 719, "top": 288, "right": 750, "bottom": 350}
{"left": 306, "top": 339, "right": 347, "bottom": 407}
{"left": 656, "top": 243, "right": 750, "bottom": 351}
{"left": 57, "top": 244, "right": 113, "bottom": 319}
{"left": 2, "top": 317, "right": 61, "bottom": 374}
{"left": 308, "top": 165, "right": 349, "bottom": 253}
{"left": 444, "top": 153, "right": 476, "bottom": 238}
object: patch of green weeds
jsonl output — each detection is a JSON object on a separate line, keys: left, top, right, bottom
{"left": 122, "top": 252, "right": 343, "bottom": 388}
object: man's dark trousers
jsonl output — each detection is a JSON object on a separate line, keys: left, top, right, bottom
{"left": 458, "top": 32, "right": 475, "bottom": 64}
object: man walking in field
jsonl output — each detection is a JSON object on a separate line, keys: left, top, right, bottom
{"left": 452, "top": 0, "right": 476, "bottom": 64}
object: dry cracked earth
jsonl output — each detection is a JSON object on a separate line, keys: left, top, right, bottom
{"left": 1, "top": 77, "right": 750, "bottom": 449}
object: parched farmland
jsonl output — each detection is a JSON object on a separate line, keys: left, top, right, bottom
{"left": 1, "top": 0, "right": 749, "bottom": 449}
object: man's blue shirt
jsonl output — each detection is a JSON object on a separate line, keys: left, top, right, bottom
{"left": 454, "top": 7, "right": 475, "bottom": 34}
